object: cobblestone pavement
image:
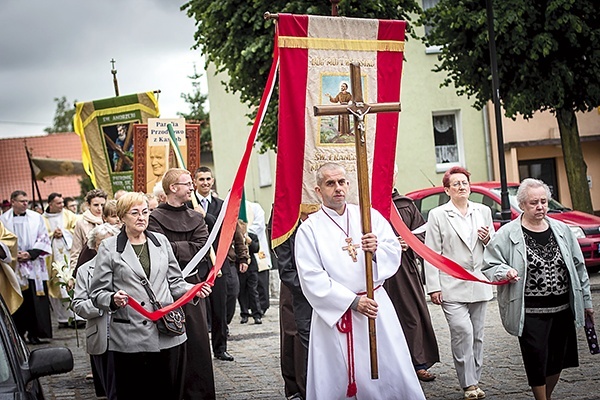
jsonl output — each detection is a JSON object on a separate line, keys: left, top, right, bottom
{"left": 38, "top": 274, "right": 600, "bottom": 399}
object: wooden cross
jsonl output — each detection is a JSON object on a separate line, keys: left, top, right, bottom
{"left": 110, "top": 58, "right": 120, "bottom": 96}
{"left": 342, "top": 237, "right": 361, "bottom": 262}
{"left": 314, "top": 62, "right": 401, "bottom": 379}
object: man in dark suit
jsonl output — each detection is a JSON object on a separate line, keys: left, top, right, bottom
{"left": 193, "top": 166, "right": 249, "bottom": 362}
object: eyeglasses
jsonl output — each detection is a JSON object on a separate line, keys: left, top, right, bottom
{"left": 173, "top": 182, "right": 194, "bottom": 187}
{"left": 450, "top": 181, "right": 470, "bottom": 188}
{"left": 127, "top": 210, "right": 150, "bottom": 218}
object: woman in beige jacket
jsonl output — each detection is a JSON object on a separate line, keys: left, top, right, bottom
{"left": 424, "top": 166, "right": 495, "bottom": 399}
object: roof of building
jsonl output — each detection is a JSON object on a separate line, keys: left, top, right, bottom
{"left": 0, "top": 133, "right": 83, "bottom": 204}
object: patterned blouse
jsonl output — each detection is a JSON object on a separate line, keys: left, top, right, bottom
{"left": 522, "top": 226, "right": 570, "bottom": 314}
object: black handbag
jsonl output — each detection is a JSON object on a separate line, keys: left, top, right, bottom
{"left": 585, "top": 314, "right": 599, "bottom": 355}
{"left": 139, "top": 277, "right": 186, "bottom": 337}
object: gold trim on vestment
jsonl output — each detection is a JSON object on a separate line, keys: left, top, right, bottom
{"left": 278, "top": 37, "right": 404, "bottom": 52}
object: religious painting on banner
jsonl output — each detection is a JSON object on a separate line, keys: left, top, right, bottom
{"left": 144, "top": 118, "right": 187, "bottom": 194}
{"left": 272, "top": 14, "right": 406, "bottom": 247}
{"left": 73, "top": 92, "right": 160, "bottom": 196}
{"left": 131, "top": 121, "right": 201, "bottom": 194}
{"left": 321, "top": 76, "right": 366, "bottom": 143}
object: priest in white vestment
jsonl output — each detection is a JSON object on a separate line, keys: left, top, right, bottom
{"left": 294, "top": 163, "right": 425, "bottom": 400}
{"left": 0, "top": 190, "right": 52, "bottom": 343}
{"left": 42, "top": 192, "right": 82, "bottom": 327}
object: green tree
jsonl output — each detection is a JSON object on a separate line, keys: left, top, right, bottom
{"left": 45, "top": 96, "right": 76, "bottom": 133}
{"left": 178, "top": 65, "right": 212, "bottom": 152}
{"left": 181, "top": 0, "right": 420, "bottom": 152}
{"left": 420, "top": 0, "right": 600, "bottom": 213}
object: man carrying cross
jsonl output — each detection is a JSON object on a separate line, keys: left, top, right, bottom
{"left": 294, "top": 163, "right": 425, "bottom": 400}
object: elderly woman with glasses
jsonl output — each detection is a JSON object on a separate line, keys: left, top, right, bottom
{"left": 483, "top": 178, "right": 593, "bottom": 400}
{"left": 424, "top": 166, "right": 495, "bottom": 399}
{"left": 90, "top": 192, "right": 211, "bottom": 400}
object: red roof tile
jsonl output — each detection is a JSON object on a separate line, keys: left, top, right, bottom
{"left": 0, "top": 133, "right": 83, "bottom": 203}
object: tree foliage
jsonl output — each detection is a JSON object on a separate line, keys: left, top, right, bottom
{"left": 420, "top": 0, "right": 600, "bottom": 212}
{"left": 45, "top": 96, "right": 76, "bottom": 133}
{"left": 177, "top": 65, "right": 212, "bottom": 152}
{"left": 181, "top": 0, "right": 420, "bottom": 151}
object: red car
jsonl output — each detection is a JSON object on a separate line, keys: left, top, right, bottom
{"left": 406, "top": 182, "right": 600, "bottom": 273}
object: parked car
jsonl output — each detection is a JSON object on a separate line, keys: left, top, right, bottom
{"left": 406, "top": 182, "right": 600, "bottom": 273}
{"left": 0, "top": 294, "right": 73, "bottom": 399}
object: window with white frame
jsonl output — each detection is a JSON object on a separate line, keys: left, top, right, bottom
{"left": 432, "top": 112, "right": 463, "bottom": 172}
{"left": 422, "top": 0, "right": 442, "bottom": 54}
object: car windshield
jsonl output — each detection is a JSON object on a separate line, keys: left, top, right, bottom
{"left": 490, "top": 186, "right": 570, "bottom": 213}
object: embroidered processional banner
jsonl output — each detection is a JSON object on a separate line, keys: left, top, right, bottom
{"left": 272, "top": 14, "right": 406, "bottom": 247}
{"left": 74, "top": 92, "right": 160, "bottom": 196}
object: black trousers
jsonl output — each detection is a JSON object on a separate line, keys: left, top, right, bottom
{"left": 208, "top": 265, "right": 229, "bottom": 356}
{"left": 91, "top": 352, "right": 116, "bottom": 400}
{"left": 257, "top": 269, "right": 270, "bottom": 313}
{"left": 12, "top": 279, "right": 52, "bottom": 339}
{"left": 225, "top": 262, "right": 240, "bottom": 324}
{"left": 279, "top": 283, "right": 307, "bottom": 398}
{"left": 113, "top": 344, "right": 185, "bottom": 400}
{"left": 238, "top": 269, "right": 262, "bottom": 318}
{"left": 183, "top": 273, "right": 216, "bottom": 399}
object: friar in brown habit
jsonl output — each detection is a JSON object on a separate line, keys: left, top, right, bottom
{"left": 147, "top": 168, "right": 216, "bottom": 399}
{"left": 384, "top": 187, "right": 440, "bottom": 382}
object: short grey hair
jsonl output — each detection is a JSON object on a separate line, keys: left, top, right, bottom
{"left": 316, "top": 163, "right": 346, "bottom": 186}
{"left": 153, "top": 181, "right": 165, "bottom": 197}
{"left": 516, "top": 178, "right": 552, "bottom": 207}
{"left": 86, "top": 223, "right": 120, "bottom": 249}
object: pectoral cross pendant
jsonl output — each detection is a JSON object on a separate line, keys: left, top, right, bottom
{"left": 342, "top": 237, "right": 361, "bottom": 262}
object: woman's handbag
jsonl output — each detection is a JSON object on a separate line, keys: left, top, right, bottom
{"left": 585, "top": 314, "right": 599, "bottom": 355}
{"left": 139, "top": 277, "right": 186, "bottom": 337}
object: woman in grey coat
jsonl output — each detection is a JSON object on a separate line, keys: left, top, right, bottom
{"left": 483, "top": 178, "right": 594, "bottom": 400}
{"left": 90, "top": 192, "right": 211, "bottom": 400}
{"left": 72, "top": 223, "right": 120, "bottom": 399}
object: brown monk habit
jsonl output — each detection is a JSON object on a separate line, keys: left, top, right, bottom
{"left": 384, "top": 189, "right": 440, "bottom": 370}
{"left": 148, "top": 203, "right": 216, "bottom": 399}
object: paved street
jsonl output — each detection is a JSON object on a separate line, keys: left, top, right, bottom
{"left": 38, "top": 273, "right": 600, "bottom": 399}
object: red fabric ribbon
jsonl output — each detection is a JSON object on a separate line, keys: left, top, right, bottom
{"left": 389, "top": 200, "right": 509, "bottom": 285}
{"left": 127, "top": 27, "right": 281, "bottom": 322}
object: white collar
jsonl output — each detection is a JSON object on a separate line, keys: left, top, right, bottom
{"left": 445, "top": 200, "right": 474, "bottom": 217}
{"left": 197, "top": 192, "right": 212, "bottom": 203}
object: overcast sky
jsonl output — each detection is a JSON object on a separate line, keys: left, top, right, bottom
{"left": 0, "top": 0, "right": 207, "bottom": 139}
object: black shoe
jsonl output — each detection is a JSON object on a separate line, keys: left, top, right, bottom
{"left": 58, "top": 322, "right": 69, "bottom": 329}
{"left": 254, "top": 317, "right": 262, "bottom": 325}
{"left": 73, "top": 321, "right": 86, "bottom": 329}
{"left": 69, "top": 320, "right": 86, "bottom": 329}
{"left": 215, "top": 351, "right": 234, "bottom": 361}
{"left": 27, "top": 336, "right": 49, "bottom": 345}
{"left": 240, "top": 316, "right": 248, "bottom": 324}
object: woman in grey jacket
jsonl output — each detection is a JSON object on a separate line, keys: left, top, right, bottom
{"left": 90, "top": 192, "right": 211, "bottom": 400}
{"left": 72, "top": 223, "right": 120, "bottom": 399}
{"left": 483, "top": 178, "right": 594, "bottom": 400}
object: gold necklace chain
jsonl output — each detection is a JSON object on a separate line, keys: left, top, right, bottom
{"left": 133, "top": 241, "right": 146, "bottom": 258}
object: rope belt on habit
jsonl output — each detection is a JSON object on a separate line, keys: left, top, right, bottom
{"left": 336, "top": 284, "right": 382, "bottom": 397}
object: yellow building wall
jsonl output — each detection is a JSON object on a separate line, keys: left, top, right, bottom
{"left": 205, "top": 64, "right": 276, "bottom": 212}
{"left": 394, "top": 39, "right": 490, "bottom": 193}
{"left": 487, "top": 106, "right": 600, "bottom": 211}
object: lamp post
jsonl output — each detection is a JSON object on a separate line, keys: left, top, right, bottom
{"left": 485, "top": 0, "right": 511, "bottom": 223}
